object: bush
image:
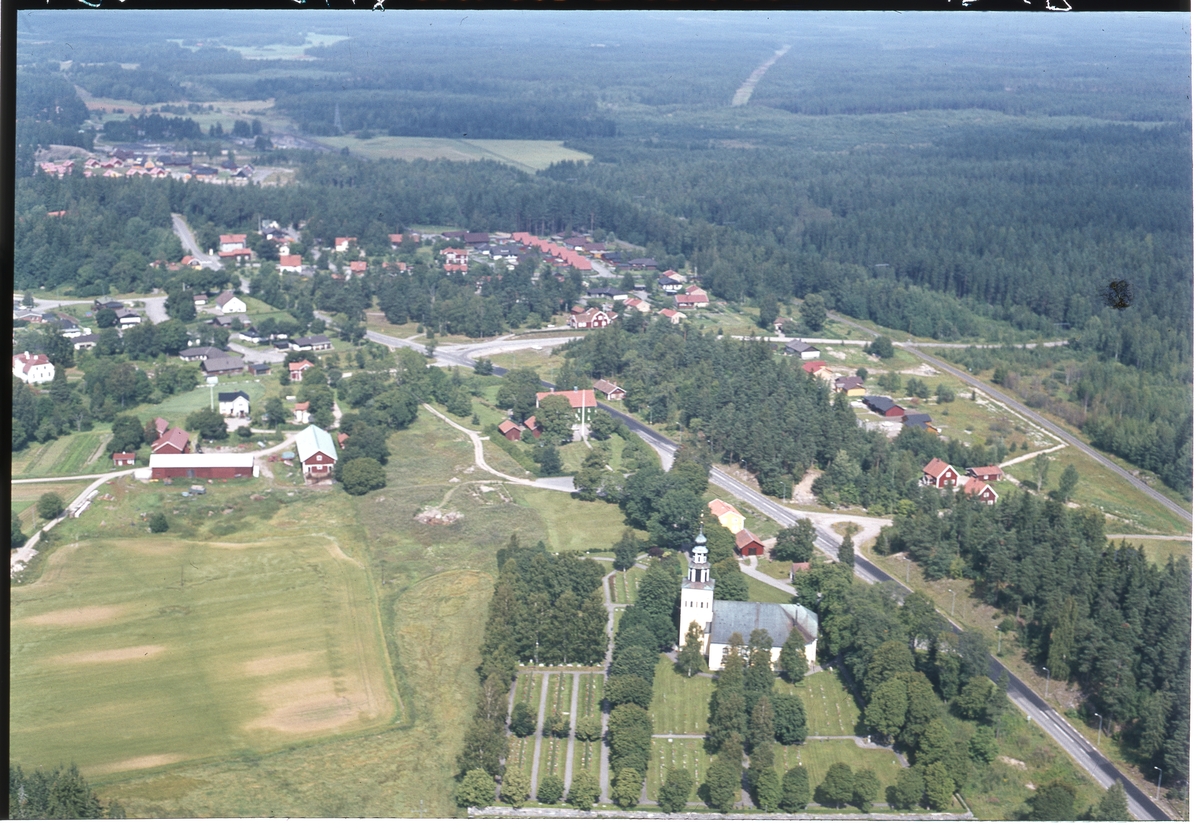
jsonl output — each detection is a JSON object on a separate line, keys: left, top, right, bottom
{"left": 186, "top": 407, "right": 229, "bottom": 441}
{"left": 499, "top": 766, "right": 530, "bottom": 807}
{"left": 566, "top": 775, "right": 599, "bottom": 810}
{"left": 574, "top": 716, "right": 601, "bottom": 742}
{"left": 455, "top": 769, "right": 496, "bottom": 809}
{"left": 509, "top": 701, "right": 536, "bottom": 738}
{"left": 37, "top": 492, "right": 64, "bottom": 520}
{"left": 235, "top": 424, "right": 253, "bottom": 439}
{"left": 341, "top": 457, "right": 387, "bottom": 495}
{"left": 658, "top": 767, "right": 692, "bottom": 813}
{"left": 780, "top": 766, "right": 810, "bottom": 812}
{"left": 148, "top": 513, "right": 169, "bottom": 533}
{"left": 612, "top": 768, "right": 644, "bottom": 809}
{"left": 536, "top": 775, "right": 563, "bottom": 804}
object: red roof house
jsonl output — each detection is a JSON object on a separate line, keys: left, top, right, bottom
{"left": 968, "top": 465, "right": 1003, "bottom": 481}
{"left": 802, "top": 361, "right": 827, "bottom": 375}
{"left": 921, "top": 458, "right": 959, "bottom": 489}
{"left": 735, "top": 529, "right": 765, "bottom": 557}
{"left": 112, "top": 452, "right": 136, "bottom": 467}
{"left": 524, "top": 415, "right": 542, "bottom": 437}
{"left": 962, "top": 477, "right": 998, "bottom": 505}
{"left": 151, "top": 427, "right": 192, "bottom": 455}
{"left": 279, "top": 254, "right": 303, "bottom": 273}
{"left": 289, "top": 359, "right": 315, "bottom": 382}
{"left": 498, "top": 420, "right": 522, "bottom": 441}
{"left": 537, "top": 389, "right": 597, "bottom": 411}
{"left": 153, "top": 416, "right": 170, "bottom": 438}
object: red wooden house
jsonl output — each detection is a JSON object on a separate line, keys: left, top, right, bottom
{"left": 151, "top": 427, "right": 192, "bottom": 455}
{"left": 112, "top": 452, "right": 136, "bottom": 467}
{"left": 498, "top": 420, "right": 522, "bottom": 441}
{"left": 921, "top": 457, "right": 959, "bottom": 489}
{"left": 524, "top": 415, "right": 541, "bottom": 437}
{"left": 962, "top": 477, "right": 998, "bottom": 505}
{"left": 734, "top": 529, "right": 765, "bottom": 557}
{"left": 968, "top": 465, "right": 1003, "bottom": 482}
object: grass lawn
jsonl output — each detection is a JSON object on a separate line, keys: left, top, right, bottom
{"left": 493, "top": 347, "right": 566, "bottom": 381}
{"left": 12, "top": 429, "right": 114, "bottom": 479}
{"left": 756, "top": 557, "right": 794, "bottom": 582}
{"left": 608, "top": 567, "right": 643, "bottom": 605}
{"left": 774, "top": 739, "right": 906, "bottom": 799}
{"left": 124, "top": 377, "right": 270, "bottom": 424}
{"left": 1118, "top": 536, "right": 1191, "bottom": 567}
{"left": 745, "top": 576, "right": 794, "bottom": 604}
{"left": 1004, "top": 446, "right": 1191, "bottom": 537}
{"left": 648, "top": 656, "right": 713, "bottom": 736}
{"left": 509, "top": 673, "right": 544, "bottom": 779}
{"left": 512, "top": 488, "right": 635, "bottom": 553}
{"left": 11, "top": 480, "right": 93, "bottom": 543}
{"left": 646, "top": 737, "right": 712, "bottom": 804}
{"left": 10, "top": 533, "right": 397, "bottom": 778}
{"left": 571, "top": 674, "right": 604, "bottom": 782}
{"left": 773, "top": 671, "right": 862, "bottom": 737}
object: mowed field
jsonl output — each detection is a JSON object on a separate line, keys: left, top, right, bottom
{"left": 312, "top": 135, "right": 592, "bottom": 174}
{"left": 10, "top": 535, "right": 396, "bottom": 777}
{"left": 12, "top": 430, "right": 114, "bottom": 479}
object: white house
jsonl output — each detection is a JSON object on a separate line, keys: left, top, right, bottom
{"left": 12, "top": 351, "right": 55, "bottom": 384}
{"left": 214, "top": 290, "right": 247, "bottom": 315}
{"left": 217, "top": 390, "right": 251, "bottom": 418}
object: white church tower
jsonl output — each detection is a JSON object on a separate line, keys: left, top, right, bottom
{"left": 678, "top": 529, "right": 715, "bottom": 649}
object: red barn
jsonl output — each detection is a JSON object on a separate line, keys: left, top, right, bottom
{"left": 498, "top": 419, "right": 522, "bottom": 441}
{"left": 524, "top": 415, "right": 542, "bottom": 437}
{"left": 921, "top": 458, "right": 959, "bottom": 489}
{"left": 735, "top": 529, "right": 765, "bottom": 557}
{"left": 149, "top": 453, "right": 255, "bottom": 480}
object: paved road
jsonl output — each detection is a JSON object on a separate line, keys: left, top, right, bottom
{"left": 14, "top": 292, "right": 168, "bottom": 324}
{"left": 829, "top": 312, "right": 1191, "bottom": 526}
{"left": 170, "top": 213, "right": 223, "bottom": 270}
{"left": 733, "top": 335, "right": 1068, "bottom": 349}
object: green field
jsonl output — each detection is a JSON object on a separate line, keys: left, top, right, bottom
{"left": 648, "top": 656, "right": 713, "bottom": 736}
{"left": 10, "top": 534, "right": 397, "bottom": 777}
{"left": 124, "top": 378, "right": 269, "bottom": 425}
{"left": 1116, "top": 536, "right": 1192, "bottom": 567}
{"left": 12, "top": 430, "right": 114, "bottom": 479}
{"left": 745, "top": 577, "right": 794, "bottom": 604}
{"left": 512, "top": 488, "right": 635, "bottom": 553}
{"left": 773, "top": 670, "right": 861, "bottom": 737}
{"left": 312, "top": 135, "right": 593, "bottom": 174}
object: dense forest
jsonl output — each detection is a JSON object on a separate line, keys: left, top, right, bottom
{"left": 877, "top": 493, "right": 1190, "bottom": 790}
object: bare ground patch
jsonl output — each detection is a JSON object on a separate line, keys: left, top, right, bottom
{"left": 792, "top": 468, "right": 821, "bottom": 505}
{"left": 20, "top": 604, "right": 127, "bottom": 627}
{"left": 87, "top": 754, "right": 188, "bottom": 777}
{"left": 900, "top": 363, "right": 939, "bottom": 376}
{"left": 242, "top": 652, "right": 317, "bottom": 677}
{"left": 51, "top": 644, "right": 165, "bottom": 665}
{"left": 245, "top": 677, "right": 370, "bottom": 735}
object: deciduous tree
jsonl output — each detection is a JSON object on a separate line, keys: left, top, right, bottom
{"left": 780, "top": 766, "right": 810, "bottom": 812}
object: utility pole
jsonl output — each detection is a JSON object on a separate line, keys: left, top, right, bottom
{"left": 1154, "top": 767, "right": 1163, "bottom": 800}
{"left": 1094, "top": 713, "right": 1103, "bottom": 743}
{"left": 1042, "top": 666, "right": 1050, "bottom": 699}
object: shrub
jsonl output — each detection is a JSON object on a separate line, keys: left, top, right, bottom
{"left": 37, "top": 492, "right": 64, "bottom": 520}
{"left": 455, "top": 769, "right": 496, "bottom": 809}
{"left": 341, "top": 457, "right": 387, "bottom": 495}
{"left": 148, "top": 513, "right": 169, "bottom": 533}
{"left": 536, "top": 775, "right": 563, "bottom": 804}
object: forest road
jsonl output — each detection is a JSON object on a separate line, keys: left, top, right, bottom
{"left": 828, "top": 312, "right": 1191, "bottom": 526}
{"left": 170, "top": 213, "right": 223, "bottom": 271}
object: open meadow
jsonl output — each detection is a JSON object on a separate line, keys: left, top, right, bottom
{"left": 311, "top": 135, "right": 592, "bottom": 174}
{"left": 10, "top": 534, "right": 397, "bottom": 777}
{"left": 12, "top": 430, "right": 114, "bottom": 479}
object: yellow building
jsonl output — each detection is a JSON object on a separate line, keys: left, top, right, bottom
{"left": 707, "top": 498, "right": 745, "bottom": 535}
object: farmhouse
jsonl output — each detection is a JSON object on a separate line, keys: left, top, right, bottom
{"left": 295, "top": 424, "right": 339, "bottom": 480}
{"left": 658, "top": 308, "right": 686, "bottom": 324}
{"left": 593, "top": 379, "right": 626, "bottom": 401}
{"left": 217, "top": 390, "right": 251, "bottom": 417}
{"left": 623, "top": 297, "right": 652, "bottom": 314}
{"left": 201, "top": 355, "right": 245, "bottom": 377}
{"left": 536, "top": 389, "right": 596, "bottom": 424}
{"left": 707, "top": 498, "right": 745, "bottom": 535}
{"left": 903, "top": 412, "right": 937, "bottom": 433}
{"left": 112, "top": 452, "right": 136, "bottom": 467}
{"left": 12, "top": 352, "right": 55, "bottom": 384}
{"left": 292, "top": 335, "right": 333, "bottom": 352}
{"left": 289, "top": 359, "right": 315, "bottom": 382}
{"left": 149, "top": 452, "right": 256, "bottom": 480}
{"left": 569, "top": 307, "right": 616, "bottom": 329}
{"left": 674, "top": 288, "right": 709, "bottom": 309}
{"left": 293, "top": 401, "right": 311, "bottom": 424}
{"left": 678, "top": 531, "right": 818, "bottom": 670}
{"left": 785, "top": 340, "right": 820, "bottom": 360}
{"left": 864, "top": 396, "right": 905, "bottom": 418}
{"left": 214, "top": 291, "right": 247, "bottom": 315}
{"left": 334, "top": 237, "right": 357, "bottom": 253}
{"left": 968, "top": 465, "right": 1003, "bottom": 481}
{"left": 962, "top": 477, "right": 998, "bottom": 505}
{"left": 834, "top": 375, "right": 866, "bottom": 396}
{"left": 734, "top": 529, "right": 765, "bottom": 557}
{"left": 152, "top": 427, "right": 192, "bottom": 455}
{"left": 921, "top": 457, "right": 959, "bottom": 489}
{"left": 279, "top": 254, "right": 303, "bottom": 273}
{"left": 498, "top": 419, "right": 522, "bottom": 441}
{"left": 219, "top": 234, "right": 247, "bottom": 253}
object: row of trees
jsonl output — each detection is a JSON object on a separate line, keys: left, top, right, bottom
{"left": 878, "top": 490, "right": 1190, "bottom": 787}
{"left": 8, "top": 763, "right": 123, "bottom": 819}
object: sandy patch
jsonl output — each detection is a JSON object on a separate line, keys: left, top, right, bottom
{"left": 415, "top": 508, "right": 463, "bottom": 525}
{"left": 901, "top": 363, "right": 939, "bottom": 376}
{"left": 998, "top": 755, "right": 1027, "bottom": 769}
{"left": 242, "top": 652, "right": 317, "bottom": 677}
{"left": 87, "top": 754, "right": 187, "bottom": 776}
{"left": 51, "top": 645, "right": 165, "bottom": 665}
{"left": 245, "top": 676, "right": 372, "bottom": 735}
{"left": 19, "top": 604, "right": 126, "bottom": 627}
{"left": 791, "top": 468, "right": 821, "bottom": 505}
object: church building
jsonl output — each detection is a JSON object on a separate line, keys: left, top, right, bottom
{"left": 678, "top": 530, "right": 819, "bottom": 671}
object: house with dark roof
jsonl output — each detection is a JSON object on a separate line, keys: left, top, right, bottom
{"left": 217, "top": 390, "right": 251, "bottom": 418}
{"left": 593, "top": 379, "right": 626, "bottom": 401}
{"left": 292, "top": 335, "right": 333, "bottom": 352}
{"left": 179, "top": 346, "right": 228, "bottom": 362}
{"left": 834, "top": 375, "right": 865, "bottom": 396}
{"left": 201, "top": 355, "right": 245, "bottom": 377}
{"left": 903, "top": 412, "right": 937, "bottom": 433}
{"left": 785, "top": 340, "right": 821, "bottom": 360}
{"left": 864, "top": 396, "right": 905, "bottom": 417}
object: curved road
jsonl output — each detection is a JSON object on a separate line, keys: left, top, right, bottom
{"left": 828, "top": 312, "right": 1190, "bottom": 526}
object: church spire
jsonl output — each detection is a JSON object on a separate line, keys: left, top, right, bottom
{"left": 688, "top": 527, "right": 710, "bottom": 584}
